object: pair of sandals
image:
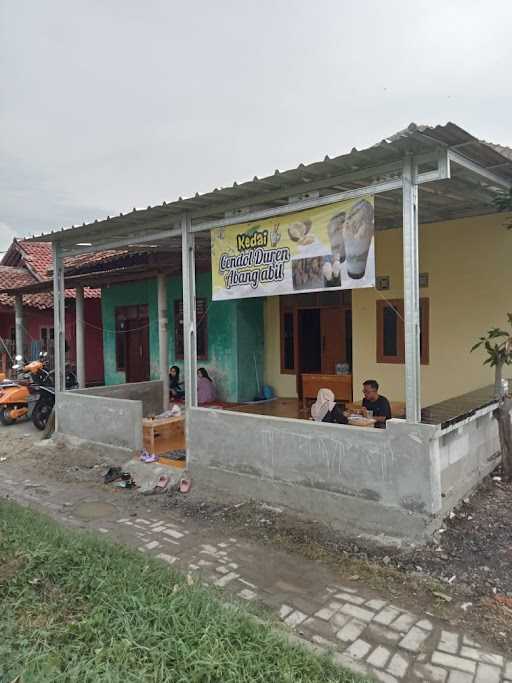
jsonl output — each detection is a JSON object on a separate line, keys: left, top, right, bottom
{"left": 140, "top": 450, "right": 159, "bottom": 463}
{"left": 104, "top": 467, "right": 136, "bottom": 488}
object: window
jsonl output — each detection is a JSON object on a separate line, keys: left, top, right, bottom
{"left": 376, "top": 298, "right": 429, "bottom": 364}
{"left": 281, "top": 310, "right": 295, "bottom": 372}
{"left": 174, "top": 299, "right": 208, "bottom": 360}
{"left": 115, "top": 310, "right": 127, "bottom": 371}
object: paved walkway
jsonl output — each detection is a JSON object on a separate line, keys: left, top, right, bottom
{"left": 2, "top": 470, "right": 511, "bottom": 683}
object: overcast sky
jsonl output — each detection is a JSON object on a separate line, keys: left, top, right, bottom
{"left": 1, "top": 0, "right": 511, "bottom": 251}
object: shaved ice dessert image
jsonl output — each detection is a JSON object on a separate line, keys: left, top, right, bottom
{"left": 342, "top": 200, "right": 374, "bottom": 279}
{"left": 327, "top": 211, "right": 346, "bottom": 262}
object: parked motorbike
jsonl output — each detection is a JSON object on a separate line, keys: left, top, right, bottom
{"left": 0, "top": 353, "right": 50, "bottom": 426}
{"left": 30, "top": 366, "right": 78, "bottom": 431}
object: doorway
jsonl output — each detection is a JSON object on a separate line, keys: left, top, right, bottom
{"left": 298, "top": 309, "right": 321, "bottom": 373}
{"left": 126, "top": 318, "right": 150, "bottom": 383}
{"left": 298, "top": 307, "right": 346, "bottom": 375}
{"left": 280, "top": 292, "right": 353, "bottom": 399}
{"left": 116, "top": 305, "right": 150, "bottom": 384}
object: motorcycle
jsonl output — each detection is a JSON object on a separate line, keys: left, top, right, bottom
{"left": 30, "top": 366, "right": 78, "bottom": 431}
{"left": 0, "top": 353, "right": 50, "bottom": 426}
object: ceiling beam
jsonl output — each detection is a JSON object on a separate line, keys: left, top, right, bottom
{"left": 448, "top": 150, "right": 512, "bottom": 190}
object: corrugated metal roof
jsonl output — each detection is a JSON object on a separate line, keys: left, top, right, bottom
{"left": 26, "top": 121, "right": 512, "bottom": 247}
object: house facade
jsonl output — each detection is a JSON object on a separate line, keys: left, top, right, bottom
{"left": 9, "top": 122, "right": 512, "bottom": 541}
{"left": 100, "top": 273, "right": 264, "bottom": 402}
{"left": 0, "top": 240, "right": 104, "bottom": 384}
{"left": 61, "top": 209, "right": 510, "bottom": 409}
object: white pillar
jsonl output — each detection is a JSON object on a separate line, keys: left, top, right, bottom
{"left": 53, "top": 242, "right": 66, "bottom": 394}
{"left": 402, "top": 156, "right": 421, "bottom": 423}
{"left": 75, "top": 286, "right": 85, "bottom": 388}
{"left": 181, "top": 213, "right": 197, "bottom": 410}
{"left": 157, "top": 274, "right": 169, "bottom": 411}
{"left": 14, "top": 295, "right": 24, "bottom": 359}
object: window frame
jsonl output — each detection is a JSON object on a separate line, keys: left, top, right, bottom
{"left": 376, "top": 298, "right": 429, "bottom": 365}
{"left": 174, "top": 298, "right": 208, "bottom": 361}
{"left": 280, "top": 307, "right": 296, "bottom": 374}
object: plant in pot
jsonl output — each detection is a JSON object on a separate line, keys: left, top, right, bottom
{"left": 471, "top": 314, "right": 512, "bottom": 480}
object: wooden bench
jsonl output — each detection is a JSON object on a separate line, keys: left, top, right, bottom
{"left": 143, "top": 415, "right": 185, "bottom": 455}
{"left": 301, "top": 373, "right": 353, "bottom": 411}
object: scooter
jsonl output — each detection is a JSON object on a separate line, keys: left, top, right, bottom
{"left": 30, "top": 366, "right": 78, "bottom": 431}
{"left": 0, "top": 353, "right": 50, "bottom": 426}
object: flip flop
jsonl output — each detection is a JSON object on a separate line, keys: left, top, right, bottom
{"left": 179, "top": 478, "right": 192, "bottom": 494}
{"left": 141, "top": 453, "right": 159, "bottom": 463}
{"left": 104, "top": 466, "right": 122, "bottom": 484}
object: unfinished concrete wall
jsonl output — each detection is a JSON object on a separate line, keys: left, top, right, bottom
{"left": 187, "top": 408, "right": 441, "bottom": 542}
{"left": 74, "top": 380, "right": 163, "bottom": 417}
{"left": 56, "top": 392, "right": 143, "bottom": 451}
{"left": 438, "top": 403, "right": 501, "bottom": 514}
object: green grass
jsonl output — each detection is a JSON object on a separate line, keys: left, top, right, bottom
{"left": 0, "top": 501, "right": 369, "bottom": 683}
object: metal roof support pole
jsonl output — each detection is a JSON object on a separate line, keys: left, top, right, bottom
{"left": 53, "top": 242, "right": 66, "bottom": 397}
{"left": 181, "top": 214, "right": 197, "bottom": 418}
{"left": 157, "top": 274, "right": 170, "bottom": 412}
{"left": 75, "top": 286, "right": 85, "bottom": 389}
{"left": 402, "top": 156, "right": 421, "bottom": 423}
{"left": 14, "top": 295, "right": 24, "bottom": 359}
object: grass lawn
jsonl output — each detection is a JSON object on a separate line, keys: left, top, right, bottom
{"left": 0, "top": 501, "right": 370, "bottom": 683}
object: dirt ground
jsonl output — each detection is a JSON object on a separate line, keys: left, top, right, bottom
{"left": 1, "top": 421, "right": 511, "bottom": 651}
{"left": 163, "top": 472, "right": 512, "bottom": 651}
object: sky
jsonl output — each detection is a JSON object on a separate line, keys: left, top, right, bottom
{"left": 1, "top": 0, "right": 511, "bottom": 252}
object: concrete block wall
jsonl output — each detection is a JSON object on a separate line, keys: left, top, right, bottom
{"left": 187, "top": 408, "right": 441, "bottom": 542}
{"left": 74, "top": 380, "right": 163, "bottom": 417}
{"left": 438, "top": 404, "right": 501, "bottom": 514}
{"left": 56, "top": 392, "right": 143, "bottom": 452}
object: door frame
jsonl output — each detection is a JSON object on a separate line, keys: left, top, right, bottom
{"left": 294, "top": 302, "right": 351, "bottom": 398}
{"left": 125, "top": 317, "right": 150, "bottom": 383}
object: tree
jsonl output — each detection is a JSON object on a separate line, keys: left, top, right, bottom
{"left": 471, "top": 316, "right": 512, "bottom": 480}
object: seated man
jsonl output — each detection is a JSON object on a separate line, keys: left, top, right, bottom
{"left": 361, "top": 379, "right": 391, "bottom": 428}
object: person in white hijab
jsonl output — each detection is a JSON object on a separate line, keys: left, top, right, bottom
{"left": 311, "top": 388, "right": 335, "bottom": 421}
{"left": 310, "top": 389, "right": 348, "bottom": 424}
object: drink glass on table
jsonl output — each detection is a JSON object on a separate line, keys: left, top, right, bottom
{"left": 343, "top": 199, "right": 374, "bottom": 279}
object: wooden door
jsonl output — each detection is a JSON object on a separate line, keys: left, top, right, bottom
{"left": 126, "top": 319, "right": 150, "bottom": 383}
{"left": 320, "top": 308, "right": 345, "bottom": 374}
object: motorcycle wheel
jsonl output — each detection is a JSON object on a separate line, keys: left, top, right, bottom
{"left": 0, "top": 408, "right": 15, "bottom": 426}
{"left": 32, "top": 401, "right": 53, "bottom": 431}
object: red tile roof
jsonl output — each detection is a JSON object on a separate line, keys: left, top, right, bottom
{"left": 17, "top": 241, "right": 54, "bottom": 278}
{"left": 63, "top": 249, "right": 130, "bottom": 273}
{"left": 0, "top": 266, "right": 39, "bottom": 308}
{"left": 0, "top": 240, "right": 101, "bottom": 309}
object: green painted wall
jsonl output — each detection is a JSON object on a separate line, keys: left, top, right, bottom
{"left": 101, "top": 279, "right": 160, "bottom": 385}
{"left": 236, "top": 298, "right": 265, "bottom": 402}
{"left": 101, "top": 273, "right": 264, "bottom": 402}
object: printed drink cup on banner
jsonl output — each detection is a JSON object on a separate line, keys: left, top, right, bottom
{"left": 210, "top": 196, "right": 375, "bottom": 301}
{"left": 343, "top": 199, "right": 375, "bottom": 280}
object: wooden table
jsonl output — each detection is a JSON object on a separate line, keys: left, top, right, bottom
{"left": 143, "top": 415, "right": 185, "bottom": 455}
{"left": 301, "top": 373, "right": 352, "bottom": 411}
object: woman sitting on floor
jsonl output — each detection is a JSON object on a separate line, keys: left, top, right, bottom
{"left": 197, "top": 367, "right": 216, "bottom": 404}
{"left": 169, "top": 365, "right": 185, "bottom": 399}
{"left": 311, "top": 388, "right": 348, "bottom": 424}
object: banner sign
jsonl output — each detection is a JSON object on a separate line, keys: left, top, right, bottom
{"left": 211, "top": 196, "right": 375, "bottom": 301}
